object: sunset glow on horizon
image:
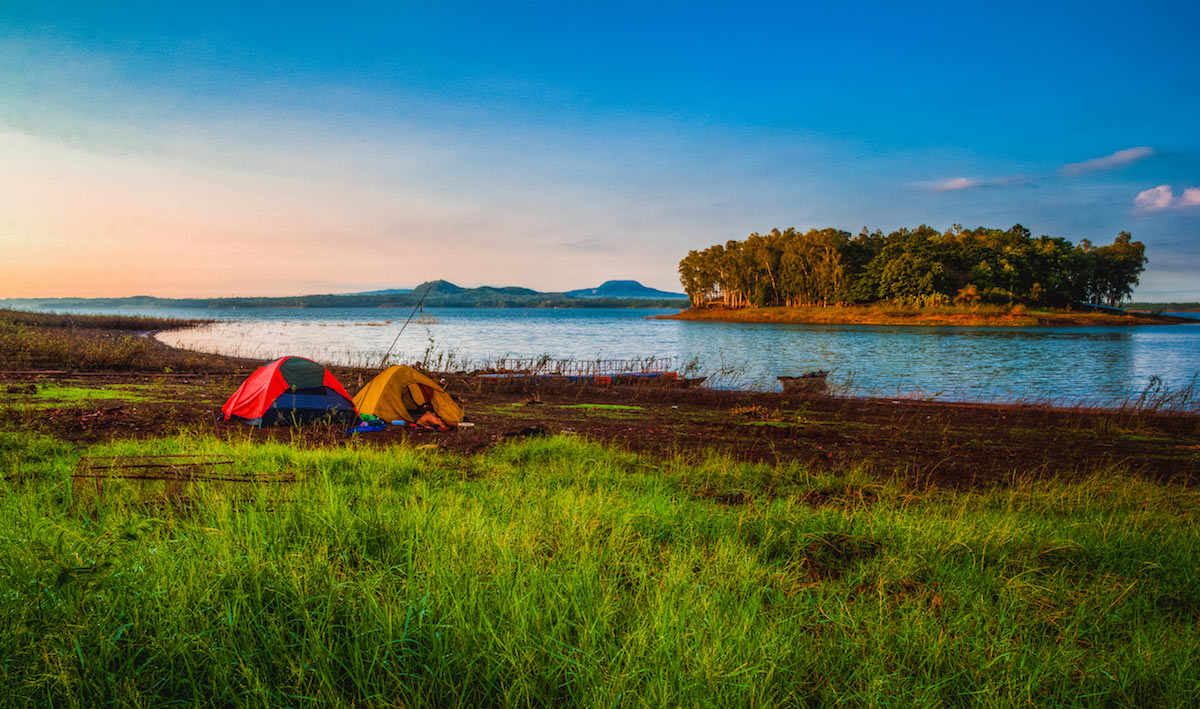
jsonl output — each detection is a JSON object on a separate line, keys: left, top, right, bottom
{"left": 3, "top": 1, "right": 1198, "bottom": 299}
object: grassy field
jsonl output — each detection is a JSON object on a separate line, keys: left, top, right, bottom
{"left": 2, "top": 307, "right": 1198, "bottom": 705}
{"left": 1, "top": 429, "right": 1198, "bottom": 706}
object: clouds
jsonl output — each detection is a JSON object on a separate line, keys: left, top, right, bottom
{"left": 927, "top": 145, "right": 1164, "bottom": 204}
{"left": 1134, "top": 185, "right": 1200, "bottom": 212}
{"left": 1060, "top": 146, "right": 1154, "bottom": 176}
{"left": 1135, "top": 185, "right": 1174, "bottom": 211}
{"left": 4, "top": 16, "right": 1199, "bottom": 300}
{"left": 925, "top": 174, "right": 1031, "bottom": 192}
{"left": 926, "top": 145, "right": 1195, "bottom": 218}
{"left": 931, "top": 146, "right": 1157, "bottom": 190}
{"left": 931, "top": 177, "right": 979, "bottom": 192}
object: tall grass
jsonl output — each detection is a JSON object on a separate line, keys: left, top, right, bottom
{"left": 1123, "top": 374, "right": 1200, "bottom": 414}
{"left": 0, "top": 315, "right": 242, "bottom": 373}
{"left": 0, "top": 308, "right": 209, "bottom": 332}
{"left": 0, "top": 431, "right": 1197, "bottom": 705}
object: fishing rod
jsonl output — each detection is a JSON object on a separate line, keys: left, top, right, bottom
{"left": 382, "top": 282, "right": 433, "bottom": 366}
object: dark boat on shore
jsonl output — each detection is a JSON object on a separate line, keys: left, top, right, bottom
{"left": 777, "top": 371, "right": 829, "bottom": 393}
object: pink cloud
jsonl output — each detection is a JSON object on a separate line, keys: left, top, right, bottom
{"left": 925, "top": 174, "right": 1031, "bottom": 192}
{"left": 1135, "top": 185, "right": 1174, "bottom": 211}
{"left": 1133, "top": 185, "right": 1200, "bottom": 212}
{"left": 932, "top": 177, "right": 979, "bottom": 192}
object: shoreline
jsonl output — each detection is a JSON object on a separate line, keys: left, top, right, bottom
{"left": 657, "top": 305, "right": 1198, "bottom": 327}
{"left": 3, "top": 313, "right": 1198, "bottom": 484}
{"left": 5, "top": 307, "right": 1196, "bottom": 412}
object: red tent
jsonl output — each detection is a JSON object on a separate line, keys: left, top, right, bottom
{"left": 221, "top": 356, "right": 356, "bottom": 426}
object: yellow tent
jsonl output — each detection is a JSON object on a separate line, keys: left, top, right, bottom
{"left": 353, "top": 365, "right": 463, "bottom": 426}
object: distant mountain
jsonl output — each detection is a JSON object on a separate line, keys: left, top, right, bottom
{"left": 413, "top": 280, "right": 538, "bottom": 297}
{"left": 415, "top": 279, "right": 464, "bottom": 295}
{"left": 3, "top": 279, "right": 688, "bottom": 310}
{"left": 565, "top": 280, "right": 687, "bottom": 300}
{"left": 343, "top": 287, "right": 412, "bottom": 296}
{"left": 342, "top": 279, "right": 684, "bottom": 300}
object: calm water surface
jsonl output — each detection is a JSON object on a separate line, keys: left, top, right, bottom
{"left": 36, "top": 305, "right": 1200, "bottom": 403}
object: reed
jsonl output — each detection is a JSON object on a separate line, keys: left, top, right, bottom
{"left": 0, "top": 308, "right": 210, "bottom": 332}
{"left": 0, "top": 312, "right": 238, "bottom": 374}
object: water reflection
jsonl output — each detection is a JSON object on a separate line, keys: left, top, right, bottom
{"left": 74, "top": 305, "right": 1200, "bottom": 404}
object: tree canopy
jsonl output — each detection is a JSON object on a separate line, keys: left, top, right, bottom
{"left": 678, "top": 225, "right": 1146, "bottom": 309}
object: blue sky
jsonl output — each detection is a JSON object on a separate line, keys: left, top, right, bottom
{"left": 1, "top": 1, "right": 1197, "bottom": 298}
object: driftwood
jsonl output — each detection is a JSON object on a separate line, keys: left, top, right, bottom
{"left": 777, "top": 371, "right": 829, "bottom": 393}
{"left": 72, "top": 455, "right": 294, "bottom": 509}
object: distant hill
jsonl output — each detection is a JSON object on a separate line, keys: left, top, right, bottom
{"left": 342, "top": 279, "right": 683, "bottom": 300}
{"left": 1, "top": 279, "right": 687, "bottom": 310}
{"left": 565, "top": 280, "right": 687, "bottom": 300}
{"left": 413, "top": 280, "right": 538, "bottom": 297}
{"left": 343, "top": 288, "right": 413, "bottom": 296}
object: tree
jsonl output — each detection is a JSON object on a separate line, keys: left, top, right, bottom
{"left": 1092, "top": 232, "right": 1147, "bottom": 306}
{"left": 677, "top": 225, "right": 1146, "bottom": 310}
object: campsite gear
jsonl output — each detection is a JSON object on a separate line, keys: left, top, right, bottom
{"left": 416, "top": 410, "right": 450, "bottom": 431}
{"left": 351, "top": 419, "right": 387, "bottom": 433}
{"left": 353, "top": 365, "right": 464, "bottom": 427}
{"left": 221, "top": 356, "right": 357, "bottom": 427}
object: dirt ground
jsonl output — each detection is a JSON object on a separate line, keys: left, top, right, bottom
{"left": 663, "top": 305, "right": 1198, "bottom": 327}
{"left": 3, "top": 322, "right": 1198, "bottom": 488}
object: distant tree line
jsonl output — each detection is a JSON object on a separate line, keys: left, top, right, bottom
{"left": 11, "top": 286, "right": 684, "bottom": 311}
{"left": 678, "top": 225, "right": 1147, "bottom": 309}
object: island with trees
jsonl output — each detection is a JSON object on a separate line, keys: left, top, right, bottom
{"left": 670, "top": 224, "right": 1183, "bottom": 326}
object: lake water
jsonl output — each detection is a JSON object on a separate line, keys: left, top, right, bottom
{"left": 25, "top": 305, "right": 1200, "bottom": 404}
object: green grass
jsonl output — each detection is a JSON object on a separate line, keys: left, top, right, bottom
{"left": 0, "top": 430, "right": 1197, "bottom": 706}
{"left": 482, "top": 403, "right": 650, "bottom": 420}
{"left": 2, "top": 383, "right": 160, "bottom": 409}
{"left": 557, "top": 404, "right": 645, "bottom": 411}
{"left": 1117, "top": 433, "right": 1174, "bottom": 443}
{"left": 557, "top": 403, "right": 646, "bottom": 419}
